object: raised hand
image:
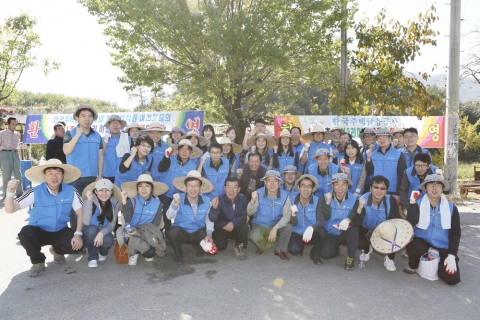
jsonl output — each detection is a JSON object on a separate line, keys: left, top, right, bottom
{"left": 85, "top": 190, "right": 93, "bottom": 201}
{"left": 173, "top": 193, "right": 181, "bottom": 206}
{"left": 304, "top": 142, "right": 311, "bottom": 151}
{"left": 251, "top": 190, "right": 258, "bottom": 203}
{"left": 236, "top": 168, "right": 244, "bottom": 178}
{"left": 324, "top": 192, "right": 332, "bottom": 205}
{"left": 210, "top": 197, "right": 219, "bottom": 209}
{"left": 121, "top": 190, "right": 128, "bottom": 204}
{"left": 130, "top": 146, "right": 138, "bottom": 155}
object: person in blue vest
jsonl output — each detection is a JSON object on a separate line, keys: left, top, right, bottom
{"left": 272, "top": 129, "right": 299, "bottom": 174}
{"left": 404, "top": 173, "right": 461, "bottom": 285}
{"left": 181, "top": 129, "right": 207, "bottom": 166}
{"left": 5, "top": 159, "right": 84, "bottom": 277}
{"left": 337, "top": 131, "right": 352, "bottom": 163}
{"left": 319, "top": 173, "right": 365, "bottom": 270}
{"left": 288, "top": 174, "right": 326, "bottom": 265}
{"left": 81, "top": 179, "right": 122, "bottom": 268}
{"left": 198, "top": 142, "right": 231, "bottom": 198}
{"left": 126, "top": 122, "right": 142, "bottom": 147}
{"left": 242, "top": 118, "right": 271, "bottom": 151}
{"left": 158, "top": 139, "right": 203, "bottom": 235}
{"left": 166, "top": 126, "right": 184, "bottom": 146}
{"left": 327, "top": 126, "right": 344, "bottom": 162}
{"left": 101, "top": 114, "right": 130, "bottom": 183}
{"left": 119, "top": 174, "right": 168, "bottom": 266}
{"left": 219, "top": 137, "right": 243, "bottom": 176}
{"left": 246, "top": 133, "right": 275, "bottom": 170}
{"left": 365, "top": 128, "right": 406, "bottom": 198}
{"left": 300, "top": 124, "right": 333, "bottom": 170}
{"left": 224, "top": 127, "right": 244, "bottom": 169}
{"left": 401, "top": 127, "right": 432, "bottom": 168}
{"left": 167, "top": 170, "right": 215, "bottom": 263}
{"left": 114, "top": 136, "right": 154, "bottom": 188}
{"left": 307, "top": 148, "right": 343, "bottom": 198}
{"left": 344, "top": 139, "right": 372, "bottom": 196}
{"left": 357, "top": 175, "right": 401, "bottom": 271}
{"left": 247, "top": 170, "right": 293, "bottom": 260}
{"left": 140, "top": 122, "right": 169, "bottom": 182}
{"left": 289, "top": 126, "right": 305, "bottom": 173}
{"left": 280, "top": 165, "right": 301, "bottom": 200}
{"left": 392, "top": 128, "right": 405, "bottom": 149}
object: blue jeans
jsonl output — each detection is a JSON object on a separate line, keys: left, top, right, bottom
{"left": 82, "top": 225, "right": 115, "bottom": 261}
{"left": 70, "top": 180, "right": 94, "bottom": 231}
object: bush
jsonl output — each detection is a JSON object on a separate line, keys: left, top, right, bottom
{"left": 458, "top": 162, "right": 480, "bottom": 181}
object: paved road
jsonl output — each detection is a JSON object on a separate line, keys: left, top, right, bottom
{"left": 0, "top": 198, "right": 479, "bottom": 319}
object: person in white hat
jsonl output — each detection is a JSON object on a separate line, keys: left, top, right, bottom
{"left": 272, "top": 129, "right": 298, "bottom": 174}
{"left": 319, "top": 173, "right": 365, "bottom": 270}
{"left": 198, "top": 142, "right": 231, "bottom": 198}
{"left": 167, "top": 126, "right": 185, "bottom": 146}
{"left": 219, "top": 136, "right": 243, "bottom": 176}
{"left": 181, "top": 129, "right": 207, "bottom": 166}
{"left": 400, "top": 127, "right": 432, "bottom": 168}
{"left": 392, "top": 128, "right": 405, "bottom": 149}
{"left": 140, "top": 122, "right": 169, "bottom": 183}
{"left": 359, "top": 128, "right": 378, "bottom": 156}
{"left": 247, "top": 170, "right": 293, "bottom": 260}
{"left": 125, "top": 122, "right": 142, "bottom": 147}
{"left": 280, "top": 165, "right": 301, "bottom": 200}
{"left": 5, "top": 159, "right": 84, "bottom": 277}
{"left": 306, "top": 148, "right": 343, "bottom": 198}
{"left": 404, "top": 173, "right": 461, "bottom": 285}
{"left": 300, "top": 124, "right": 333, "bottom": 170}
{"left": 82, "top": 179, "right": 122, "bottom": 268}
{"left": 102, "top": 114, "right": 129, "bottom": 183}
{"left": 167, "top": 171, "right": 215, "bottom": 263}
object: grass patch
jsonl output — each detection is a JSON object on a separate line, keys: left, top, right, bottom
{"left": 458, "top": 162, "right": 480, "bottom": 181}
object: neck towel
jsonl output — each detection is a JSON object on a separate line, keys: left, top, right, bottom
{"left": 417, "top": 194, "right": 451, "bottom": 230}
{"left": 116, "top": 132, "right": 130, "bottom": 157}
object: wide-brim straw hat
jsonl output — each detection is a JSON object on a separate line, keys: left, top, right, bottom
{"left": 419, "top": 173, "right": 449, "bottom": 191}
{"left": 260, "top": 170, "right": 283, "bottom": 184}
{"left": 302, "top": 125, "right": 333, "bottom": 141}
{"left": 25, "top": 159, "right": 81, "bottom": 184}
{"left": 126, "top": 122, "right": 141, "bottom": 133}
{"left": 173, "top": 170, "right": 214, "bottom": 194}
{"left": 282, "top": 165, "right": 302, "bottom": 179}
{"left": 73, "top": 104, "right": 98, "bottom": 121}
{"left": 311, "top": 148, "right": 333, "bottom": 160}
{"left": 375, "top": 127, "right": 393, "bottom": 138}
{"left": 275, "top": 129, "right": 292, "bottom": 144}
{"left": 82, "top": 179, "right": 123, "bottom": 209}
{"left": 359, "top": 128, "right": 377, "bottom": 140}
{"left": 140, "top": 122, "right": 169, "bottom": 134}
{"left": 370, "top": 219, "right": 414, "bottom": 254}
{"left": 247, "top": 133, "right": 275, "bottom": 150}
{"left": 180, "top": 130, "right": 208, "bottom": 147}
{"left": 121, "top": 174, "right": 169, "bottom": 198}
{"left": 219, "top": 137, "right": 243, "bottom": 155}
{"left": 329, "top": 173, "right": 352, "bottom": 186}
{"left": 294, "top": 174, "right": 318, "bottom": 192}
{"left": 172, "top": 139, "right": 203, "bottom": 159}
{"left": 104, "top": 114, "right": 127, "bottom": 129}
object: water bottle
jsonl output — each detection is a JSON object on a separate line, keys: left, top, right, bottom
{"left": 359, "top": 249, "right": 366, "bottom": 269}
{"left": 125, "top": 223, "right": 134, "bottom": 233}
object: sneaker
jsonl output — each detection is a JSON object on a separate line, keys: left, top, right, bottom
{"left": 403, "top": 266, "right": 417, "bottom": 275}
{"left": 364, "top": 245, "right": 373, "bottom": 262}
{"left": 88, "top": 260, "right": 98, "bottom": 268}
{"left": 234, "top": 243, "right": 246, "bottom": 260}
{"left": 128, "top": 254, "right": 139, "bottom": 266}
{"left": 384, "top": 256, "right": 396, "bottom": 271}
{"left": 49, "top": 247, "right": 66, "bottom": 264}
{"left": 310, "top": 253, "right": 323, "bottom": 266}
{"left": 402, "top": 250, "right": 409, "bottom": 259}
{"left": 28, "top": 263, "right": 45, "bottom": 277}
{"left": 145, "top": 257, "right": 154, "bottom": 262}
{"left": 344, "top": 256, "right": 355, "bottom": 270}
{"left": 98, "top": 254, "right": 107, "bottom": 262}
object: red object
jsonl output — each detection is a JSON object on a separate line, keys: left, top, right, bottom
{"left": 334, "top": 224, "right": 351, "bottom": 229}
{"left": 340, "top": 159, "right": 346, "bottom": 167}
{"left": 411, "top": 191, "right": 421, "bottom": 200}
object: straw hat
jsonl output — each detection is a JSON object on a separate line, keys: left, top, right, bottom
{"left": 140, "top": 122, "right": 169, "bottom": 134}
{"left": 82, "top": 179, "right": 123, "bottom": 208}
{"left": 370, "top": 219, "right": 414, "bottom": 254}
{"left": 329, "top": 172, "right": 352, "bottom": 186}
{"left": 375, "top": 127, "right": 393, "bottom": 138}
{"left": 282, "top": 165, "right": 302, "bottom": 179}
{"left": 219, "top": 137, "right": 243, "bottom": 155}
{"left": 25, "top": 159, "right": 81, "bottom": 184}
{"left": 125, "top": 122, "right": 141, "bottom": 133}
{"left": 172, "top": 139, "right": 203, "bottom": 159}
{"left": 260, "top": 170, "right": 284, "bottom": 184}
{"left": 302, "top": 125, "right": 333, "bottom": 141}
{"left": 247, "top": 133, "right": 275, "bottom": 150}
{"left": 172, "top": 170, "right": 214, "bottom": 194}
{"left": 311, "top": 148, "right": 333, "bottom": 160}
{"left": 294, "top": 174, "right": 318, "bottom": 192}
{"left": 73, "top": 104, "right": 98, "bottom": 121}
{"left": 179, "top": 129, "right": 208, "bottom": 147}
{"left": 275, "top": 129, "right": 292, "bottom": 144}
{"left": 121, "top": 174, "right": 169, "bottom": 198}
{"left": 419, "top": 172, "right": 449, "bottom": 191}
{"left": 359, "top": 128, "right": 377, "bottom": 140}
{"left": 104, "top": 114, "right": 126, "bottom": 129}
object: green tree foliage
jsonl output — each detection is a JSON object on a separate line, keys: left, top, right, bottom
{"left": 459, "top": 113, "right": 480, "bottom": 158}
{"left": 329, "top": 6, "right": 442, "bottom": 116}
{"left": 0, "top": 14, "right": 59, "bottom": 103}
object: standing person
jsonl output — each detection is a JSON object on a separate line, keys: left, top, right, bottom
{"left": 246, "top": 133, "right": 275, "bottom": 170}
{"left": 237, "top": 152, "right": 267, "bottom": 201}
{"left": 5, "top": 159, "right": 84, "bottom": 277}
{"left": 280, "top": 165, "right": 301, "bottom": 200}
{"left": 290, "top": 126, "right": 305, "bottom": 173}
{"left": 202, "top": 124, "right": 218, "bottom": 151}
{"left": 242, "top": 118, "right": 270, "bottom": 151}
{"left": 180, "top": 129, "right": 207, "bottom": 165}
{"left": 247, "top": 170, "right": 293, "bottom": 260}
{"left": 343, "top": 140, "right": 370, "bottom": 196}
{"left": 224, "top": 126, "right": 244, "bottom": 169}
{"left": 392, "top": 128, "right": 405, "bottom": 149}
{"left": 167, "top": 126, "right": 184, "bottom": 146}
{"left": 328, "top": 126, "right": 344, "bottom": 160}
{"left": 307, "top": 148, "right": 343, "bottom": 198}
{"left": 272, "top": 129, "right": 298, "bottom": 174}
{"left": 198, "top": 142, "right": 230, "bottom": 198}
{"left": 209, "top": 177, "right": 249, "bottom": 260}
{"left": 114, "top": 136, "right": 154, "bottom": 188}
{"left": 140, "top": 122, "right": 169, "bottom": 182}
{"left": 0, "top": 117, "right": 23, "bottom": 198}
{"left": 360, "top": 128, "right": 378, "bottom": 156}
{"left": 126, "top": 122, "right": 142, "bottom": 147}
{"left": 404, "top": 173, "right": 461, "bottom": 285}
{"left": 338, "top": 131, "right": 352, "bottom": 163}
{"left": 46, "top": 123, "right": 66, "bottom": 163}
{"left": 219, "top": 137, "right": 243, "bottom": 176}
{"left": 300, "top": 125, "right": 333, "bottom": 170}
{"left": 102, "top": 115, "right": 130, "bottom": 183}
{"left": 82, "top": 179, "right": 122, "bottom": 268}
{"left": 401, "top": 127, "right": 432, "bottom": 168}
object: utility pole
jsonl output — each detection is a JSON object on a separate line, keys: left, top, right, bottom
{"left": 337, "top": 0, "right": 347, "bottom": 116}
{"left": 444, "top": 0, "right": 461, "bottom": 195}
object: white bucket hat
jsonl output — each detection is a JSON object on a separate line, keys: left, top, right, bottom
{"left": 311, "top": 148, "right": 333, "bottom": 160}
{"left": 274, "top": 129, "right": 292, "bottom": 144}
{"left": 126, "top": 122, "right": 141, "bottom": 133}
{"left": 282, "top": 165, "right": 302, "bottom": 179}
{"left": 172, "top": 170, "right": 214, "bottom": 194}
{"left": 260, "top": 170, "right": 284, "bottom": 184}
{"left": 419, "top": 173, "right": 449, "bottom": 192}
{"left": 104, "top": 114, "right": 127, "bottom": 129}
{"left": 359, "top": 128, "right": 377, "bottom": 140}
{"left": 370, "top": 219, "right": 414, "bottom": 254}
{"left": 140, "top": 122, "right": 169, "bottom": 134}
{"left": 82, "top": 179, "right": 123, "bottom": 209}
{"left": 294, "top": 174, "right": 319, "bottom": 192}
{"left": 179, "top": 129, "right": 208, "bottom": 147}
{"left": 25, "top": 159, "right": 81, "bottom": 184}
{"left": 329, "top": 172, "right": 352, "bottom": 186}
{"left": 375, "top": 127, "right": 393, "bottom": 138}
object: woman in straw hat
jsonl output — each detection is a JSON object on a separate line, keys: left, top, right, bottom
{"left": 300, "top": 124, "right": 333, "bottom": 170}
{"left": 82, "top": 179, "right": 122, "bottom": 268}
{"left": 272, "top": 129, "right": 298, "bottom": 174}
{"left": 120, "top": 174, "right": 168, "bottom": 266}
{"left": 126, "top": 122, "right": 142, "bottom": 147}
{"left": 246, "top": 133, "right": 275, "bottom": 170}
{"left": 225, "top": 126, "right": 246, "bottom": 169}
{"left": 140, "top": 122, "right": 169, "bottom": 182}
{"left": 219, "top": 136, "right": 243, "bottom": 176}
{"left": 404, "top": 173, "right": 461, "bottom": 285}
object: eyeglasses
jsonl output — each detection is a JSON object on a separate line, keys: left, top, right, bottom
{"left": 415, "top": 164, "right": 428, "bottom": 168}
{"left": 299, "top": 184, "right": 313, "bottom": 189}
{"left": 210, "top": 151, "right": 221, "bottom": 155}
{"left": 404, "top": 135, "right": 418, "bottom": 139}
{"left": 372, "top": 185, "right": 387, "bottom": 191}
{"left": 426, "top": 182, "right": 442, "bottom": 188}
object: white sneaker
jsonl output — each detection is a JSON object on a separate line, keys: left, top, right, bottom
{"left": 145, "top": 257, "right": 154, "bottom": 262}
{"left": 402, "top": 250, "right": 409, "bottom": 259}
{"left": 384, "top": 256, "right": 396, "bottom": 272}
{"left": 364, "top": 245, "right": 373, "bottom": 262}
{"left": 88, "top": 260, "right": 98, "bottom": 268}
{"left": 98, "top": 254, "right": 107, "bottom": 262}
{"left": 128, "top": 254, "right": 139, "bottom": 266}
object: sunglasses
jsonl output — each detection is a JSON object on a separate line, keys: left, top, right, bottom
{"left": 372, "top": 185, "right": 387, "bottom": 191}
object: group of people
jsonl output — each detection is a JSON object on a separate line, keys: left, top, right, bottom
{"left": 3, "top": 105, "right": 460, "bottom": 286}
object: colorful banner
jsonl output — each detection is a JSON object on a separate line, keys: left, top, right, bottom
{"left": 23, "top": 111, "right": 204, "bottom": 144}
{"left": 274, "top": 115, "right": 445, "bottom": 148}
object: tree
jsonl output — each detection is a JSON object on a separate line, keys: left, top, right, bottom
{"left": 79, "top": 0, "right": 354, "bottom": 139}
{"left": 462, "top": 30, "right": 480, "bottom": 85}
{"left": 0, "top": 14, "right": 59, "bottom": 103}
{"left": 329, "top": 6, "right": 443, "bottom": 116}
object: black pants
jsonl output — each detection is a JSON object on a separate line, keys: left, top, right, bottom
{"left": 212, "top": 224, "right": 249, "bottom": 251}
{"left": 288, "top": 228, "right": 326, "bottom": 260}
{"left": 168, "top": 226, "right": 206, "bottom": 260}
{"left": 406, "top": 237, "right": 460, "bottom": 285}
{"left": 358, "top": 226, "right": 395, "bottom": 260}
{"left": 320, "top": 226, "right": 359, "bottom": 259}
{"left": 159, "top": 194, "right": 173, "bottom": 235}
{"left": 18, "top": 226, "right": 84, "bottom": 264}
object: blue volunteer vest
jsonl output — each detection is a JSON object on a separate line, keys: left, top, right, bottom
{"left": 346, "top": 160, "right": 364, "bottom": 194}
{"left": 88, "top": 197, "right": 119, "bottom": 228}
{"left": 129, "top": 195, "right": 161, "bottom": 227}
{"left": 252, "top": 187, "right": 288, "bottom": 228}
{"left": 276, "top": 151, "right": 296, "bottom": 174}
{"left": 305, "top": 141, "right": 333, "bottom": 169}
{"left": 405, "top": 166, "right": 435, "bottom": 198}
{"left": 292, "top": 142, "right": 305, "bottom": 173}
{"left": 414, "top": 196, "right": 454, "bottom": 249}
{"left": 164, "top": 155, "right": 198, "bottom": 198}
{"left": 307, "top": 162, "right": 340, "bottom": 198}
{"left": 66, "top": 128, "right": 101, "bottom": 177}
{"left": 202, "top": 158, "right": 229, "bottom": 198}
{"left": 103, "top": 134, "right": 130, "bottom": 177}
{"left": 114, "top": 153, "right": 153, "bottom": 188}
{"left": 150, "top": 141, "right": 167, "bottom": 181}
{"left": 259, "top": 150, "right": 274, "bottom": 170}
{"left": 401, "top": 146, "right": 430, "bottom": 168}
{"left": 172, "top": 193, "right": 211, "bottom": 233}
{"left": 281, "top": 185, "right": 299, "bottom": 201}
{"left": 360, "top": 192, "right": 391, "bottom": 229}
{"left": 28, "top": 183, "right": 74, "bottom": 232}
{"left": 324, "top": 192, "right": 357, "bottom": 235}
{"left": 371, "top": 147, "right": 402, "bottom": 193}
{"left": 292, "top": 196, "right": 319, "bottom": 235}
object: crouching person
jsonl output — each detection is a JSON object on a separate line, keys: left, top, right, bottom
{"left": 5, "top": 159, "right": 84, "bottom": 277}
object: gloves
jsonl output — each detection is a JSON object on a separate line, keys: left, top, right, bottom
{"left": 302, "top": 226, "right": 314, "bottom": 243}
{"left": 200, "top": 238, "right": 218, "bottom": 255}
{"left": 444, "top": 254, "right": 457, "bottom": 274}
{"left": 165, "top": 147, "right": 173, "bottom": 158}
{"left": 410, "top": 191, "right": 421, "bottom": 204}
{"left": 338, "top": 219, "right": 350, "bottom": 231}
{"left": 291, "top": 205, "right": 298, "bottom": 217}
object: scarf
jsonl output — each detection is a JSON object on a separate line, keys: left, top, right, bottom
{"left": 417, "top": 194, "right": 451, "bottom": 230}
{"left": 116, "top": 132, "right": 130, "bottom": 157}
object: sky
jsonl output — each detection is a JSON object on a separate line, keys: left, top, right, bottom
{"left": 1, "top": 0, "right": 479, "bottom": 111}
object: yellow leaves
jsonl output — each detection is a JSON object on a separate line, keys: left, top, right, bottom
{"left": 459, "top": 115, "right": 480, "bottom": 152}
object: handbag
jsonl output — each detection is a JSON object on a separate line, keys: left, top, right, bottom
{"left": 114, "top": 241, "right": 129, "bottom": 264}
{"left": 417, "top": 247, "right": 439, "bottom": 281}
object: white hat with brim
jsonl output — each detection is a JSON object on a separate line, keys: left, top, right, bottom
{"left": 172, "top": 170, "right": 214, "bottom": 194}
{"left": 260, "top": 170, "right": 284, "bottom": 184}
{"left": 219, "top": 137, "right": 243, "bottom": 155}
{"left": 294, "top": 174, "right": 318, "bottom": 192}
{"left": 82, "top": 179, "right": 123, "bottom": 209}
{"left": 328, "top": 126, "right": 345, "bottom": 135}
{"left": 392, "top": 128, "right": 404, "bottom": 135}
{"left": 274, "top": 129, "right": 292, "bottom": 144}
{"left": 25, "top": 159, "right": 81, "bottom": 184}
{"left": 247, "top": 133, "right": 275, "bottom": 150}
{"left": 419, "top": 173, "right": 449, "bottom": 191}
{"left": 172, "top": 139, "right": 203, "bottom": 159}
{"left": 359, "top": 128, "right": 377, "bottom": 140}
{"left": 302, "top": 125, "right": 333, "bottom": 141}
{"left": 104, "top": 114, "right": 127, "bottom": 129}
{"left": 126, "top": 122, "right": 141, "bottom": 133}
{"left": 121, "top": 174, "right": 169, "bottom": 198}
{"left": 73, "top": 104, "right": 98, "bottom": 121}
{"left": 375, "top": 128, "right": 393, "bottom": 138}
{"left": 370, "top": 219, "right": 414, "bottom": 254}
{"left": 282, "top": 165, "right": 302, "bottom": 179}
{"left": 311, "top": 148, "right": 333, "bottom": 160}
{"left": 140, "top": 122, "right": 169, "bottom": 134}
{"left": 329, "top": 173, "right": 352, "bottom": 187}
{"left": 179, "top": 130, "right": 208, "bottom": 147}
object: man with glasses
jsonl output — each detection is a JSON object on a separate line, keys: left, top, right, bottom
{"left": 281, "top": 165, "right": 300, "bottom": 200}
{"left": 401, "top": 127, "right": 432, "bottom": 168}
{"left": 198, "top": 142, "right": 231, "bottom": 198}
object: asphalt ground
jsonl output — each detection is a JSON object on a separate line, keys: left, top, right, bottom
{"left": 0, "top": 196, "right": 479, "bottom": 320}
